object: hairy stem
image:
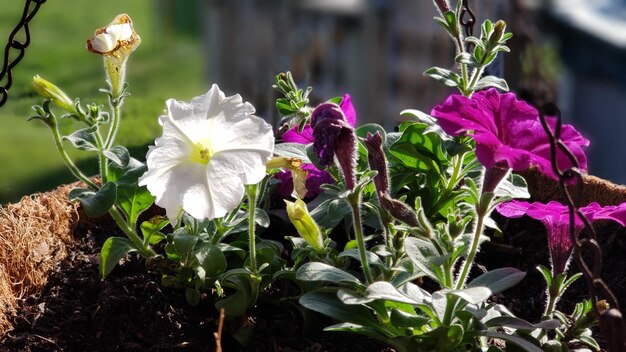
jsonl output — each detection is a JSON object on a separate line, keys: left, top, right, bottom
{"left": 109, "top": 207, "right": 155, "bottom": 257}
{"left": 455, "top": 208, "right": 486, "bottom": 290}
{"left": 348, "top": 193, "right": 374, "bottom": 284}
{"left": 105, "top": 100, "right": 121, "bottom": 149}
{"left": 49, "top": 115, "right": 98, "bottom": 190}
{"left": 246, "top": 184, "right": 259, "bottom": 275}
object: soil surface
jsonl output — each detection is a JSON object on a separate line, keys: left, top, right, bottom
{"left": 0, "top": 212, "right": 393, "bottom": 352}
{"left": 2, "top": 207, "right": 626, "bottom": 351}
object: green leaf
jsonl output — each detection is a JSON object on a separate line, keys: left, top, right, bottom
{"left": 299, "top": 292, "right": 376, "bottom": 327}
{"left": 355, "top": 123, "right": 386, "bottom": 141}
{"left": 140, "top": 216, "right": 169, "bottom": 245}
{"left": 107, "top": 157, "right": 147, "bottom": 185}
{"left": 390, "top": 309, "right": 429, "bottom": 328}
{"left": 365, "top": 281, "right": 420, "bottom": 304}
{"left": 390, "top": 122, "right": 446, "bottom": 172}
{"left": 171, "top": 229, "right": 198, "bottom": 255}
{"left": 305, "top": 143, "right": 326, "bottom": 170}
{"left": 117, "top": 185, "right": 155, "bottom": 227}
{"left": 296, "top": 262, "right": 361, "bottom": 286}
{"left": 443, "top": 287, "right": 492, "bottom": 305}
{"left": 273, "top": 143, "right": 311, "bottom": 163}
{"left": 63, "top": 126, "right": 98, "bottom": 151}
{"left": 478, "top": 331, "right": 543, "bottom": 352}
{"left": 194, "top": 242, "right": 227, "bottom": 278}
{"left": 324, "top": 323, "right": 384, "bottom": 340}
{"left": 338, "top": 249, "right": 383, "bottom": 268}
{"left": 424, "top": 66, "right": 462, "bottom": 87}
{"left": 254, "top": 208, "right": 270, "bottom": 228}
{"left": 536, "top": 265, "right": 552, "bottom": 287}
{"left": 495, "top": 173, "right": 530, "bottom": 200}
{"left": 185, "top": 287, "right": 201, "bottom": 306}
{"left": 404, "top": 237, "right": 442, "bottom": 282}
{"left": 468, "top": 267, "right": 525, "bottom": 295}
{"left": 103, "top": 146, "right": 130, "bottom": 167}
{"left": 69, "top": 182, "right": 117, "bottom": 217}
{"left": 473, "top": 75, "right": 509, "bottom": 91}
{"left": 485, "top": 316, "right": 560, "bottom": 331}
{"left": 100, "top": 236, "right": 136, "bottom": 278}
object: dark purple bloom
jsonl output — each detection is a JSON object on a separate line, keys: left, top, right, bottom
{"left": 311, "top": 102, "right": 357, "bottom": 190}
{"left": 276, "top": 94, "right": 356, "bottom": 197}
{"left": 364, "top": 132, "right": 418, "bottom": 226}
{"left": 497, "top": 200, "right": 626, "bottom": 276}
{"left": 431, "top": 88, "right": 589, "bottom": 181}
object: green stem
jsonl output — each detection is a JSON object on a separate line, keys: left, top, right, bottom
{"left": 105, "top": 100, "right": 121, "bottom": 150}
{"left": 246, "top": 184, "right": 259, "bottom": 275}
{"left": 543, "top": 282, "right": 559, "bottom": 318}
{"left": 109, "top": 207, "right": 155, "bottom": 257}
{"left": 49, "top": 115, "right": 98, "bottom": 190}
{"left": 94, "top": 131, "right": 108, "bottom": 184}
{"left": 467, "top": 66, "right": 486, "bottom": 93}
{"left": 455, "top": 208, "right": 486, "bottom": 290}
{"left": 348, "top": 193, "right": 374, "bottom": 284}
{"left": 454, "top": 36, "right": 470, "bottom": 96}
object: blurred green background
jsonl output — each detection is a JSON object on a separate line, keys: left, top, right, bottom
{"left": 0, "top": 0, "right": 204, "bottom": 203}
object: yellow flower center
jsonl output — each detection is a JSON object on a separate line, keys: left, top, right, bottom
{"left": 190, "top": 140, "right": 215, "bottom": 164}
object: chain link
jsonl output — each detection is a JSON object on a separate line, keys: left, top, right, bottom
{"left": 460, "top": 0, "right": 476, "bottom": 38}
{"left": 538, "top": 104, "right": 626, "bottom": 351}
{"left": 0, "top": 0, "right": 46, "bottom": 108}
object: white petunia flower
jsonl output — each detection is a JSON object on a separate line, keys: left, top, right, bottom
{"left": 139, "top": 84, "right": 275, "bottom": 223}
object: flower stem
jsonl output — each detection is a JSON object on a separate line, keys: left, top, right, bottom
{"left": 49, "top": 115, "right": 98, "bottom": 190}
{"left": 455, "top": 206, "right": 487, "bottom": 290}
{"left": 109, "top": 207, "right": 155, "bottom": 257}
{"left": 105, "top": 99, "right": 121, "bottom": 150}
{"left": 94, "top": 131, "right": 108, "bottom": 184}
{"left": 348, "top": 192, "right": 374, "bottom": 285}
{"left": 246, "top": 184, "right": 259, "bottom": 275}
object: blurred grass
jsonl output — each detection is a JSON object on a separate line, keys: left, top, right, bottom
{"left": 0, "top": 0, "right": 205, "bottom": 203}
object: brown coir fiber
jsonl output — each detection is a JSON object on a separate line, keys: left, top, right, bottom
{"left": 0, "top": 184, "right": 78, "bottom": 334}
{"left": 518, "top": 168, "right": 626, "bottom": 206}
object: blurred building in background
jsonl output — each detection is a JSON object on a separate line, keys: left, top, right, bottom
{"left": 200, "top": 0, "right": 509, "bottom": 129}
{"left": 155, "top": 0, "right": 626, "bottom": 183}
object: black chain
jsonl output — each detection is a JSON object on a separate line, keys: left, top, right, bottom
{"left": 460, "top": 0, "right": 476, "bottom": 38}
{"left": 0, "top": 0, "right": 46, "bottom": 108}
{"left": 538, "top": 104, "right": 626, "bottom": 352}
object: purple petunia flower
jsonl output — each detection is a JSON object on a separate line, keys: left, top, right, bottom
{"left": 275, "top": 94, "right": 356, "bottom": 198}
{"left": 431, "top": 88, "right": 589, "bottom": 191}
{"left": 496, "top": 200, "right": 626, "bottom": 277}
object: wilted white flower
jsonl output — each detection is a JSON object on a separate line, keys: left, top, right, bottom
{"left": 86, "top": 14, "right": 141, "bottom": 98}
{"left": 139, "top": 84, "right": 275, "bottom": 223}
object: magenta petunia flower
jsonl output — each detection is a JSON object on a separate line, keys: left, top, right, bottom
{"left": 497, "top": 200, "right": 626, "bottom": 276}
{"left": 431, "top": 88, "right": 589, "bottom": 183}
{"left": 275, "top": 94, "right": 356, "bottom": 198}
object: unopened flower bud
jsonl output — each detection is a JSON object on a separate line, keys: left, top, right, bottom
{"left": 433, "top": 0, "right": 450, "bottom": 14}
{"left": 285, "top": 198, "right": 324, "bottom": 252}
{"left": 493, "top": 20, "right": 507, "bottom": 40}
{"left": 311, "top": 102, "right": 357, "bottom": 190}
{"left": 364, "top": 131, "right": 418, "bottom": 227}
{"left": 32, "top": 75, "right": 77, "bottom": 115}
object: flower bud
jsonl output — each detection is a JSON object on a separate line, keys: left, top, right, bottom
{"left": 364, "top": 131, "right": 419, "bottom": 227}
{"left": 433, "top": 0, "right": 450, "bottom": 13}
{"left": 493, "top": 20, "right": 507, "bottom": 40}
{"left": 87, "top": 14, "right": 140, "bottom": 98}
{"left": 285, "top": 198, "right": 324, "bottom": 252}
{"left": 32, "top": 75, "right": 77, "bottom": 114}
{"left": 311, "top": 102, "right": 357, "bottom": 190}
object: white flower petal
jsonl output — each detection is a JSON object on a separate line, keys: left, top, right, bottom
{"left": 140, "top": 84, "right": 275, "bottom": 221}
{"left": 90, "top": 32, "right": 117, "bottom": 53}
{"left": 211, "top": 149, "right": 272, "bottom": 185}
{"left": 106, "top": 23, "right": 133, "bottom": 42}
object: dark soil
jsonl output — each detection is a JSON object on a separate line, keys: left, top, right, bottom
{"left": 0, "top": 213, "right": 393, "bottom": 352}
{"left": 3, "top": 204, "right": 626, "bottom": 351}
